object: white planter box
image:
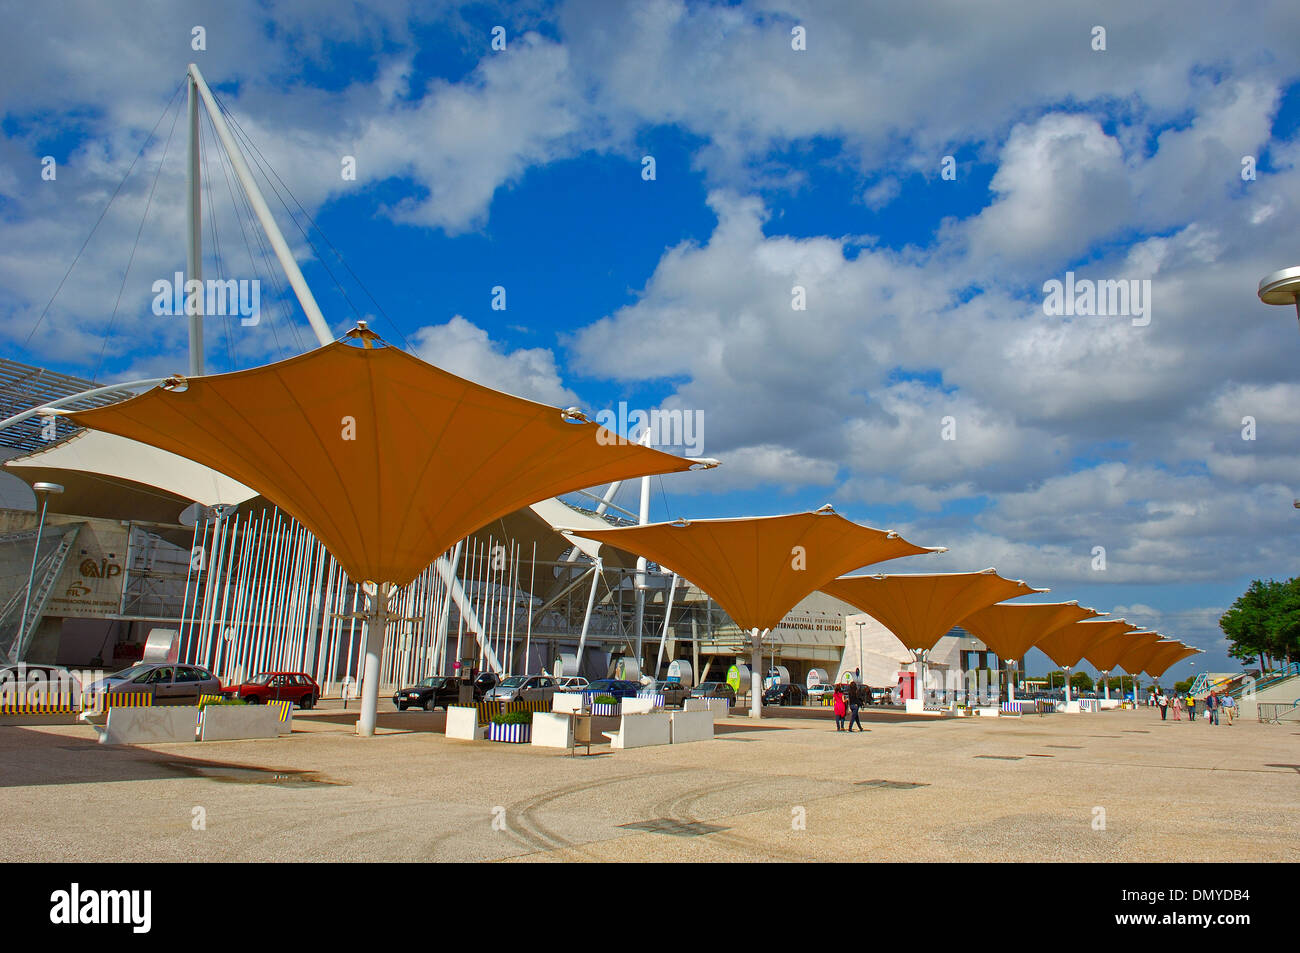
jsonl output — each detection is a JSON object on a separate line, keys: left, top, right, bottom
{"left": 488, "top": 722, "right": 532, "bottom": 743}
{"left": 669, "top": 709, "right": 713, "bottom": 743}
{"left": 102, "top": 706, "right": 200, "bottom": 745}
{"left": 446, "top": 705, "right": 485, "bottom": 740}
{"left": 530, "top": 712, "right": 573, "bottom": 748}
{"left": 621, "top": 696, "right": 657, "bottom": 715}
{"left": 603, "top": 711, "right": 671, "bottom": 749}
{"left": 199, "top": 705, "right": 279, "bottom": 741}
{"left": 591, "top": 702, "right": 621, "bottom": 717}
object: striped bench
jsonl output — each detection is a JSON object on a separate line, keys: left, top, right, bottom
{"left": 635, "top": 692, "right": 666, "bottom": 708}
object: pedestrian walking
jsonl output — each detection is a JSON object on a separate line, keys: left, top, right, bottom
{"left": 1172, "top": 692, "right": 1183, "bottom": 720}
{"left": 833, "top": 685, "right": 846, "bottom": 731}
{"left": 847, "top": 680, "right": 864, "bottom": 732}
{"left": 1157, "top": 691, "right": 1168, "bottom": 720}
{"left": 1186, "top": 694, "right": 1196, "bottom": 722}
{"left": 1222, "top": 692, "right": 1235, "bottom": 725}
{"left": 1206, "top": 691, "right": 1219, "bottom": 726}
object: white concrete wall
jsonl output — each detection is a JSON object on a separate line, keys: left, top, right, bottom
{"left": 605, "top": 712, "right": 671, "bottom": 749}
{"left": 670, "top": 710, "right": 713, "bottom": 743}
{"left": 199, "top": 705, "right": 279, "bottom": 741}
{"left": 531, "top": 712, "right": 573, "bottom": 748}
{"left": 445, "top": 705, "right": 485, "bottom": 740}
{"left": 102, "top": 706, "right": 200, "bottom": 745}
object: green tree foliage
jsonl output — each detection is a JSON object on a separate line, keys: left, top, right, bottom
{"left": 1219, "top": 578, "right": 1300, "bottom": 669}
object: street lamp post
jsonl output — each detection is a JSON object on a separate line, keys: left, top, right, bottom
{"left": 17, "top": 481, "right": 64, "bottom": 661}
{"left": 1258, "top": 266, "right": 1300, "bottom": 327}
{"left": 854, "top": 620, "right": 865, "bottom": 683}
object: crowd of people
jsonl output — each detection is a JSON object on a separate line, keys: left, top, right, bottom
{"left": 1150, "top": 688, "right": 1234, "bottom": 724}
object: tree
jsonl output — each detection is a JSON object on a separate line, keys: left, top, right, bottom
{"left": 1070, "top": 670, "right": 1094, "bottom": 691}
{"left": 1220, "top": 578, "right": 1300, "bottom": 669}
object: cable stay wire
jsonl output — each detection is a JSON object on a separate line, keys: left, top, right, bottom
{"left": 205, "top": 105, "right": 294, "bottom": 362}
{"left": 23, "top": 78, "right": 187, "bottom": 353}
{"left": 211, "top": 88, "right": 412, "bottom": 350}
{"left": 93, "top": 89, "right": 185, "bottom": 383}
{"left": 198, "top": 112, "right": 237, "bottom": 371}
{"left": 216, "top": 95, "right": 367, "bottom": 339}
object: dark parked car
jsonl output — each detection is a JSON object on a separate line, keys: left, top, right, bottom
{"left": 583, "top": 678, "right": 642, "bottom": 700}
{"left": 393, "top": 676, "right": 462, "bottom": 711}
{"left": 226, "top": 672, "right": 321, "bottom": 708}
{"left": 85, "top": 663, "right": 221, "bottom": 706}
{"left": 690, "top": 681, "right": 736, "bottom": 702}
{"left": 763, "top": 683, "right": 807, "bottom": 706}
{"left": 650, "top": 679, "right": 692, "bottom": 707}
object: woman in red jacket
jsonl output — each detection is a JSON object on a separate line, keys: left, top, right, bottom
{"left": 833, "top": 686, "right": 847, "bottom": 731}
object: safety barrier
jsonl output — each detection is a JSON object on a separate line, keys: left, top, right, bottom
{"left": 475, "top": 698, "right": 549, "bottom": 726}
{"left": 80, "top": 692, "right": 153, "bottom": 711}
{"left": 197, "top": 694, "right": 225, "bottom": 707}
{"left": 266, "top": 699, "right": 293, "bottom": 724}
{"left": 0, "top": 699, "right": 78, "bottom": 714}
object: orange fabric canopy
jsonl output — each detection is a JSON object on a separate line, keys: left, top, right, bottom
{"left": 1085, "top": 630, "right": 1160, "bottom": 672}
{"left": 819, "top": 571, "right": 1044, "bottom": 653}
{"left": 1144, "top": 643, "right": 1201, "bottom": 678}
{"left": 68, "top": 338, "right": 707, "bottom": 586}
{"left": 568, "top": 510, "right": 939, "bottom": 632}
{"left": 1115, "top": 636, "right": 1172, "bottom": 675}
{"left": 1036, "top": 619, "right": 1137, "bottom": 669}
{"left": 958, "top": 601, "right": 1101, "bottom": 660}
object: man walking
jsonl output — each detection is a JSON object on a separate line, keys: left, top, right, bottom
{"left": 1186, "top": 693, "right": 1196, "bottom": 722}
{"left": 847, "top": 680, "right": 864, "bottom": 732}
{"left": 1157, "top": 690, "right": 1168, "bottom": 720}
{"left": 1205, "top": 691, "right": 1219, "bottom": 726}
{"left": 1222, "top": 692, "right": 1235, "bottom": 725}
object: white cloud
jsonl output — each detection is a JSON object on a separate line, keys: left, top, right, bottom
{"left": 409, "top": 315, "right": 578, "bottom": 406}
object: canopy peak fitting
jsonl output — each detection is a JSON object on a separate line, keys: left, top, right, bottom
{"left": 564, "top": 510, "right": 941, "bottom": 718}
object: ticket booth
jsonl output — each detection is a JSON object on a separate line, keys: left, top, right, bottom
{"left": 897, "top": 671, "right": 917, "bottom": 701}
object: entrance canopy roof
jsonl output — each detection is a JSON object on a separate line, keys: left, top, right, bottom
{"left": 566, "top": 508, "right": 940, "bottom": 632}
{"left": 1085, "top": 629, "right": 1160, "bottom": 672}
{"left": 1036, "top": 618, "right": 1138, "bottom": 670}
{"left": 820, "top": 570, "right": 1044, "bottom": 653}
{"left": 957, "top": 601, "right": 1102, "bottom": 661}
{"left": 4, "top": 429, "right": 257, "bottom": 508}
{"left": 67, "top": 336, "right": 709, "bottom": 586}
{"left": 1144, "top": 643, "right": 1201, "bottom": 678}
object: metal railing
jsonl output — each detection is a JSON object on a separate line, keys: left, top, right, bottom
{"left": 1257, "top": 702, "right": 1300, "bottom": 724}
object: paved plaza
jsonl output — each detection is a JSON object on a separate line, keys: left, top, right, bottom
{"left": 1, "top": 705, "right": 1295, "bottom": 862}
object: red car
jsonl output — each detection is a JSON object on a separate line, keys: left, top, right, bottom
{"left": 225, "top": 672, "right": 320, "bottom": 709}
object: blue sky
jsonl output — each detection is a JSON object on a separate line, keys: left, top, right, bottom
{"left": 4, "top": 0, "right": 1300, "bottom": 679}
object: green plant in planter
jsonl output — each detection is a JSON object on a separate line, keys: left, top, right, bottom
{"left": 490, "top": 709, "right": 534, "bottom": 725}
{"left": 592, "top": 694, "right": 618, "bottom": 706}
{"left": 198, "top": 697, "right": 248, "bottom": 710}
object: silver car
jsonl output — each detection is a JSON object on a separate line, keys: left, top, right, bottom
{"left": 484, "top": 674, "right": 557, "bottom": 703}
{"left": 84, "top": 663, "right": 221, "bottom": 706}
